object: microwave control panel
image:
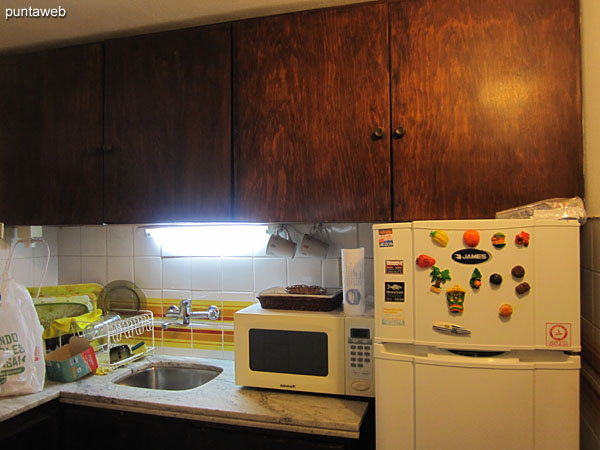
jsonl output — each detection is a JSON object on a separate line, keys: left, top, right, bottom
{"left": 345, "top": 315, "right": 374, "bottom": 397}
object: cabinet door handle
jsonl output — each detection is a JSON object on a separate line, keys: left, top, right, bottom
{"left": 372, "top": 127, "right": 385, "bottom": 140}
{"left": 102, "top": 144, "right": 113, "bottom": 152}
{"left": 393, "top": 127, "right": 406, "bottom": 139}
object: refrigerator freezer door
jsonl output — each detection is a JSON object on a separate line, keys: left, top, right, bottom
{"left": 374, "top": 343, "right": 580, "bottom": 450}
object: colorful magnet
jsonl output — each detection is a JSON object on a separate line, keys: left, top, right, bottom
{"left": 511, "top": 265, "right": 525, "bottom": 278}
{"left": 499, "top": 304, "right": 513, "bottom": 317}
{"left": 433, "top": 322, "right": 471, "bottom": 335}
{"left": 515, "top": 231, "right": 530, "bottom": 247}
{"left": 469, "top": 268, "right": 482, "bottom": 289}
{"left": 489, "top": 273, "right": 503, "bottom": 285}
{"left": 446, "top": 285, "right": 466, "bottom": 313}
{"left": 430, "top": 266, "right": 451, "bottom": 293}
{"left": 416, "top": 254, "right": 436, "bottom": 268}
{"left": 491, "top": 232, "right": 506, "bottom": 249}
{"left": 515, "top": 282, "right": 531, "bottom": 295}
{"left": 430, "top": 230, "right": 449, "bottom": 247}
{"left": 463, "top": 229, "right": 480, "bottom": 247}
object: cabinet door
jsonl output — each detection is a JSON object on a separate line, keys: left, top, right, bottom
{"left": 104, "top": 24, "right": 231, "bottom": 223}
{"left": 0, "top": 45, "right": 103, "bottom": 225}
{"left": 391, "top": 0, "right": 582, "bottom": 220}
{"left": 234, "top": 4, "right": 390, "bottom": 222}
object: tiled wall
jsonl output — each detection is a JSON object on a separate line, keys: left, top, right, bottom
{"left": 55, "top": 223, "right": 375, "bottom": 359}
{"left": 0, "top": 227, "right": 59, "bottom": 289}
{"left": 581, "top": 218, "right": 600, "bottom": 450}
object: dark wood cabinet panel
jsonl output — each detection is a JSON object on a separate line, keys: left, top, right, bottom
{"left": 233, "top": 4, "right": 391, "bottom": 223}
{"left": 0, "top": 45, "right": 103, "bottom": 225}
{"left": 390, "top": 0, "right": 583, "bottom": 220}
{"left": 104, "top": 24, "right": 232, "bottom": 223}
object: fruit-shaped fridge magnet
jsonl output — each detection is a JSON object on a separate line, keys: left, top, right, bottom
{"left": 469, "top": 268, "right": 482, "bottom": 289}
{"left": 499, "top": 304, "right": 513, "bottom": 317}
{"left": 416, "top": 254, "right": 436, "bottom": 268}
{"left": 446, "top": 285, "right": 466, "bottom": 313}
{"left": 515, "top": 231, "right": 530, "bottom": 247}
{"left": 463, "top": 230, "right": 480, "bottom": 247}
{"left": 430, "top": 266, "right": 451, "bottom": 293}
{"left": 430, "top": 230, "right": 449, "bottom": 247}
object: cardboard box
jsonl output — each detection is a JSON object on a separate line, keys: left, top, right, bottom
{"left": 45, "top": 336, "right": 98, "bottom": 382}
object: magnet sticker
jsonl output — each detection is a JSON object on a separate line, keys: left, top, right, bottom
{"left": 491, "top": 232, "right": 506, "bottom": 248}
{"left": 430, "top": 266, "right": 451, "bottom": 293}
{"left": 515, "top": 282, "right": 531, "bottom": 295}
{"left": 385, "top": 282, "right": 405, "bottom": 302}
{"left": 382, "top": 306, "right": 405, "bottom": 326}
{"left": 430, "top": 230, "right": 449, "bottom": 247}
{"left": 515, "top": 231, "right": 530, "bottom": 247}
{"left": 546, "top": 323, "right": 571, "bottom": 347}
{"left": 415, "top": 254, "right": 436, "bottom": 268}
{"left": 378, "top": 229, "right": 394, "bottom": 248}
{"left": 498, "top": 304, "right": 513, "bottom": 317}
{"left": 385, "top": 260, "right": 404, "bottom": 274}
{"left": 446, "top": 285, "right": 466, "bottom": 313}
{"left": 511, "top": 265, "right": 525, "bottom": 278}
{"left": 432, "top": 322, "right": 471, "bottom": 335}
{"left": 469, "top": 268, "right": 482, "bottom": 289}
{"left": 489, "top": 273, "right": 503, "bottom": 285}
{"left": 463, "top": 229, "right": 480, "bottom": 247}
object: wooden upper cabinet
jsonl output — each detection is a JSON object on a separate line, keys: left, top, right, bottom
{"left": 390, "top": 0, "right": 583, "bottom": 220}
{"left": 233, "top": 4, "right": 391, "bottom": 223}
{"left": 0, "top": 45, "right": 103, "bottom": 225}
{"left": 104, "top": 24, "right": 232, "bottom": 223}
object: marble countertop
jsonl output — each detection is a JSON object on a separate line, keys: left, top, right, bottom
{"left": 1, "top": 355, "right": 369, "bottom": 439}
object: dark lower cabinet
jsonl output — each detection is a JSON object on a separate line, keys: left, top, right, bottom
{"left": 0, "top": 400, "right": 60, "bottom": 450}
{"left": 59, "top": 402, "right": 374, "bottom": 450}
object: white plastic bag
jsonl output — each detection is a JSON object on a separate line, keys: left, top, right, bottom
{"left": 0, "top": 271, "right": 45, "bottom": 396}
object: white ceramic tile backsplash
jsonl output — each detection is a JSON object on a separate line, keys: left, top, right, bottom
{"left": 107, "top": 225, "right": 134, "bottom": 257}
{"left": 162, "top": 257, "right": 191, "bottom": 290}
{"left": 106, "top": 256, "right": 134, "bottom": 283}
{"left": 58, "top": 256, "right": 82, "bottom": 284}
{"left": 222, "top": 257, "right": 254, "bottom": 292}
{"left": 81, "top": 256, "right": 107, "bottom": 285}
{"left": 288, "top": 257, "right": 322, "bottom": 286}
{"left": 58, "top": 226, "right": 81, "bottom": 256}
{"left": 134, "top": 256, "right": 162, "bottom": 289}
{"left": 56, "top": 223, "right": 378, "bottom": 357}
{"left": 81, "top": 226, "right": 107, "bottom": 256}
{"left": 192, "top": 257, "right": 223, "bottom": 291}
{"left": 254, "top": 258, "right": 287, "bottom": 292}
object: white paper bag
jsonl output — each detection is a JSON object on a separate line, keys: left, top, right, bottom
{"left": 0, "top": 272, "right": 45, "bottom": 396}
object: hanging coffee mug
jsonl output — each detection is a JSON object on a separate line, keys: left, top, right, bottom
{"left": 298, "top": 234, "right": 329, "bottom": 258}
{"left": 266, "top": 230, "right": 296, "bottom": 258}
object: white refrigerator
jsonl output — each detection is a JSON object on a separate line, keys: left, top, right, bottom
{"left": 373, "top": 219, "right": 580, "bottom": 450}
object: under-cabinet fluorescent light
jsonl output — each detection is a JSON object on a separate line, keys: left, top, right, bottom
{"left": 145, "top": 224, "right": 269, "bottom": 256}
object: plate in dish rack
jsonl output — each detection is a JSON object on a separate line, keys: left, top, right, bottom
{"left": 101, "top": 280, "right": 146, "bottom": 316}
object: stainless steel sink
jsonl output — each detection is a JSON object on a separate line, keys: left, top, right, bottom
{"left": 114, "top": 363, "right": 222, "bottom": 390}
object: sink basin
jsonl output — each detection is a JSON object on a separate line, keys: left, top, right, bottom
{"left": 114, "top": 363, "right": 222, "bottom": 390}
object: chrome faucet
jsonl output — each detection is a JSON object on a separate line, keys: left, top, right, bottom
{"left": 162, "top": 299, "right": 220, "bottom": 329}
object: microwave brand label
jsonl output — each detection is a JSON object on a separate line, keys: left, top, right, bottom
{"left": 280, "top": 384, "right": 296, "bottom": 389}
{"left": 385, "top": 260, "right": 404, "bottom": 274}
{"left": 451, "top": 248, "right": 491, "bottom": 265}
{"left": 385, "top": 282, "right": 405, "bottom": 302}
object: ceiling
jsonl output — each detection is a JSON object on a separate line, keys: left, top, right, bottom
{"left": 0, "top": 0, "right": 372, "bottom": 54}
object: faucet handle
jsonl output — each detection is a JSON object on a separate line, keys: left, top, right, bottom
{"left": 207, "top": 305, "right": 220, "bottom": 321}
{"left": 165, "top": 305, "right": 180, "bottom": 319}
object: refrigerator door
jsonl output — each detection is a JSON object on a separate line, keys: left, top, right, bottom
{"left": 375, "top": 343, "right": 580, "bottom": 450}
{"left": 411, "top": 219, "right": 580, "bottom": 351}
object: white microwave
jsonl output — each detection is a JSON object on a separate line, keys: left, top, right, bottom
{"left": 234, "top": 303, "right": 374, "bottom": 397}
